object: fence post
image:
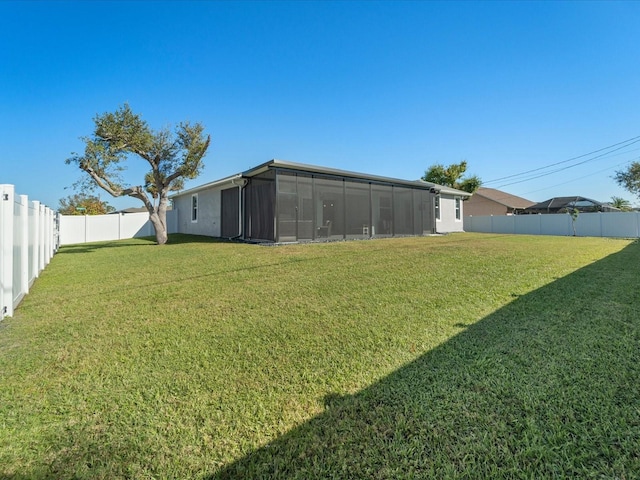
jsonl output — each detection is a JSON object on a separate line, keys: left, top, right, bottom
{"left": 19, "top": 195, "right": 29, "bottom": 299}
{"left": 31, "top": 201, "right": 40, "bottom": 279}
{"left": 1, "top": 185, "right": 15, "bottom": 318}
{"left": 44, "top": 207, "right": 53, "bottom": 265}
{"left": 38, "top": 204, "right": 45, "bottom": 273}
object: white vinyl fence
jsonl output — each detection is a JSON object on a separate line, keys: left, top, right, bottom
{"left": 58, "top": 210, "right": 178, "bottom": 245}
{"left": 464, "top": 212, "right": 640, "bottom": 238}
{"left": 1, "top": 184, "right": 57, "bottom": 319}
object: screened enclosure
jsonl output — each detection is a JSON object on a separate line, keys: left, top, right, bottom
{"left": 244, "top": 166, "right": 436, "bottom": 243}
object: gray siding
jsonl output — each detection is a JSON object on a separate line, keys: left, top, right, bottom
{"left": 173, "top": 188, "right": 222, "bottom": 237}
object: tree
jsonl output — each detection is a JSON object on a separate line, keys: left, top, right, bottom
{"left": 421, "top": 160, "right": 482, "bottom": 194}
{"left": 569, "top": 207, "right": 579, "bottom": 236}
{"left": 614, "top": 162, "right": 640, "bottom": 201}
{"left": 58, "top": 193, "right": 115, "bottom": 215}
{"left": 66, "top": 104, "right": 211, "bottom": 244}
{"left": 610, "top": 196, "right": 632, "bottom": 212}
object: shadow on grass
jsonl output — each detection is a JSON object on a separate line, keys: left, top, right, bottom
{"left": 57, "top": 234, "right": 229, "bottom": 254}
{"left": 210, "top": 241, "right": 640, "bottom": 479}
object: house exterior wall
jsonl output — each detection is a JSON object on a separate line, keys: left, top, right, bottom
{"left": 436, "top": 194, "right": 465, "bottom": 233}
{"left": 173, "top": 187, "right": 222, "bottom": 237}
{"left": 171, "top": 162, "right": 470, "bottom": 242}
{"left": 464, "top": 196, "right": 509, "bottom": 216}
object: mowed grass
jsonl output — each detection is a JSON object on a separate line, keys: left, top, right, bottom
{"left": 0, "top": 233, "right": 639, "bottom": 479}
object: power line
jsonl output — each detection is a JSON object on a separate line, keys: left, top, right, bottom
{"left": 490, "top": 138, "right": 640, "bottom": 189}
{"left": 476, "top": 157, "right": 638, "bottom": 205}
{"left": 483, "top": 135, "right": 640, "bottom": 185}
{"left": 519, "top": 157, "right": 638, "bottom": 197}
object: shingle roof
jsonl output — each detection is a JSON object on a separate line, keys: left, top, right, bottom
{"left": 473, "top": 187, "right": 535, "bottom": 209}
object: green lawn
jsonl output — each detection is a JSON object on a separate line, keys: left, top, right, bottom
{"left": 1, "top": 233, "right": 639, "bottom": 479}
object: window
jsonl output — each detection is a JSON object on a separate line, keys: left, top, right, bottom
{"left": 455, "top": 197, "right": 461, "bottom": 220}
{"left": 191, "top": 194, "right": 198, "bottom": 222}
{"left": 435, "top": 195, "right": 440, "bottom": 221}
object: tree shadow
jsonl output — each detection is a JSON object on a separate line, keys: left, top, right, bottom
{"left": 56, "top": 234, "right": 229, "bottom": 254}
{"left": 210, "top": 241, "right": 640, "bottom": 479}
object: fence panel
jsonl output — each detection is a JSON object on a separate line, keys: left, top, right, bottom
{"left": 59, "top": 211, "right": 178, "bottom": 246}
{"left": 86, "top": 214, "right": 121, "bottom": 243}
{"left": 540, "top": 214, "right": 571, "bottom": 236}
{"left": 1, "top": 185, "right": 56, "bottom": 319}
{"left": 492, "top": 215, "right": 516, "bottom": 234}
{"left": 465, "top": 212, "right": 640, "bottom": 238}
{"left": 120, "top": 213, "right": 154, "bottom": 239}
{"left": 600, "top": 212, "right": 640, "bottom": 237}
{"left": 515, "top": 215, "right": 542, "bottom": 235}
{"left": 576, "top": 213, "right": 602, "bottom": 237}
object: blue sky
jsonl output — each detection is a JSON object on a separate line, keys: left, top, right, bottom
{"left": 2, "top": 0, "right": 640, "bottom": 210}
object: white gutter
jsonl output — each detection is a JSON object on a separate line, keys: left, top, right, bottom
{"left": 169, "top": 173, "right": 244, "bottom": 199}
{"left": 230, "top": 177, "right": 248, "bottom": 239}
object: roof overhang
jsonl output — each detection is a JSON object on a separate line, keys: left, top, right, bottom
{"left": 171, "top": 159, "right": 472, "bottom": 199}
{"left": 169, "top": 173, "right": 244, "bottom": 199}
{"left": 244, "top": 159, "right": 472, "bottom": 196}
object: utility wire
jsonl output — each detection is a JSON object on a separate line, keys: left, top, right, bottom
{"left": 520, "top": 157, "right": 638, "bottom": 197}
{"left": 483, "top": 135, "right": 640, "bottom": 185}
{"left": 477, "top": 158, "right": 637, "bottom": 206}
{"left": 491, "top": 139, "right": 640, "bottom": 189}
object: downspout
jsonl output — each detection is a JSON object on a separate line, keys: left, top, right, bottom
{"left": 430, "top": 187, "right": 440, "bottom": 234}
{"left": 230, "top": 177, "right": 247, "bottom": 240}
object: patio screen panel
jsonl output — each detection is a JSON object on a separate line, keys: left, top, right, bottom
{"left": 297, "top": 175, "right": 314, "bottom": 240}
{"left": 345, "top": 180, "right": 371, "bottom": 238}
{"left": 372, "top": 184, "right": 393, "bottom": 236}
{"left": 418, "top": 190, "right": 435, "bottom": 234}
{"left": 314, "top": 176, "right": 345, "bottom": 239}
{"left": 394, "top": 186, "right": 414, "bottom": 235}
{"left": 267, "top": 168, "right": 435, "bottom": 242}
{"left": 277, "top": 172, "right": 297, "bottom": 242}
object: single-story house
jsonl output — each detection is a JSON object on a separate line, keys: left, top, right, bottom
{"left": 523, "top": 196, "right": 620, "bottom": 214}
{"left": 464, "top": 187, "right": 534, "bottom": 216}
{"left": 171, "top": 159, "right": 471, "bottom": 243}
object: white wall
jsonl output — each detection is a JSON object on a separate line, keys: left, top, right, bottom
{"left": 58, "top": 211, "right": 178, "bottom": 246}
{"left": 464, "top": 212, "right": 640, "bottom": 238}
{"left": 436, "top": 194, "right": 465, "bottom": 233}
{"left": 1, "top": 185, "right": 57, "bottom": 319}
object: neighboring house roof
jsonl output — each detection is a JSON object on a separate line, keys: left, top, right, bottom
{"left": 472, "top": 187, "right": 535, "bottom": 209}
{"left": 524, "top": 196, "right": 619, "bottom": 213}
{"left": 171, "top": 159, "right": 472, "bottom": 198}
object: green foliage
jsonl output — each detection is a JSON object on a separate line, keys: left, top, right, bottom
{"left": 421, "top": 160, "right": 482, "bottom": 193}
{"left": 1, "top": 234, "right": 638, "bottom": 478}
{"left": 65, "top": 104, "right": 211, "bottom": 243}
{"left": 569, "top": 207, "right": 579, "bottom": 236}
{"left": 58, "top": 193, "right": 115, "bottom": 215}
{"left": 610, "top": 196, "right": 633, "bottom": 211}
{"left": 614, "top": 161, "right": 640, "bottom": 200}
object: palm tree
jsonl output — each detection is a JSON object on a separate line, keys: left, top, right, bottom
{"left": 610, "top": 196, "right": 633, "bottom": 212}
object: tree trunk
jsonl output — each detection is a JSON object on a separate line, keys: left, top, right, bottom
{"left": 148, "top": 201, "right": 169, "bottom": 245}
